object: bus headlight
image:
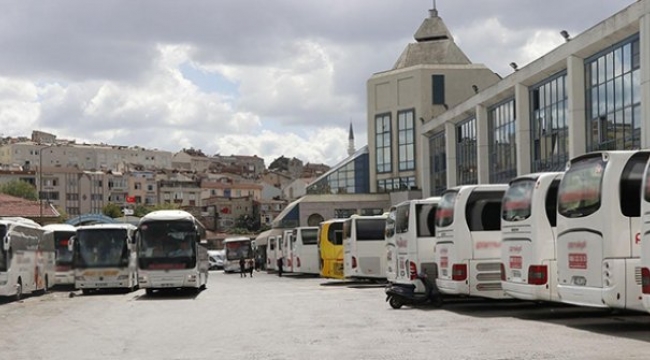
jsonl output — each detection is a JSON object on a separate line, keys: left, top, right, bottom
{"left": 187, "top": 274, "right": 197, "bottom": 282}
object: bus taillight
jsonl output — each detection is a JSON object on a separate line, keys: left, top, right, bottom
{"left": 528, "top": 265, "right": 548, "bottom": 285}
{"left": 409, "top": 261, "right": 417, "bottom": 280}
{"left": 352, "top": 256, "right": 358, "bottom": 269}
{"left": 451, "top": 264, "right": 467, "bottom": 281}
{"left": 642, "top": 268, "right": 650, "bottom": 294}
{"left": 500, "top": 263, "right": 506, "bottom": 281}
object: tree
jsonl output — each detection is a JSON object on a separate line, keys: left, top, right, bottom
{"left": 0, "top": 180, "right": 37, "bottom": 201}
{"left": 102, "top": 203, "right": 123, "bottom": 218}
{"left": 269, "top": 156, "right": 289, "bottom": 172}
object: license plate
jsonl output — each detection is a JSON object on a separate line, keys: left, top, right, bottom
{"left": 95, "top": 283, "right": 107, "bottom": 287}
{"left": 569, "top": 253, "right": 587, "bottom": 269}
{"left": 509, "top": 256, "right": 522, "bottom": 270}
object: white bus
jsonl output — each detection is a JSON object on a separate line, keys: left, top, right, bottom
{"left": 43, "top": 223, "right": 77, "bottom": 286}
{"left": 282, "top": 229, "right": 294, "bottom": 273}
{"left": 343, "top": 214, "right": 388, "bottom": 280}
{"left": 0, "top": 217, "right": 53, "bottom": 300}
{"left": 640, "top": 157, "right": 650, "bottom": 312}
{"left": 223, "top": 237, "right": 253, "bottom": 273}
{"left": 501, "top": 172, "right": 563, "bottom": 302}
{"left": 71, "top": 223, "right": 138, "bottom": 294}
{"left": 557, "top": 151, "right": 649, "bottom": 311}
{"left": 435, "top": 184, "right": 509, "bottom": 299}
{"left": 386, "top": 197, "right": 440, "bottom": 293}
{"left": 291, "top": 227, "right": 319, "bottom": 275}
{"left": 136, "top": 210, "right": 209, "bottom": 295}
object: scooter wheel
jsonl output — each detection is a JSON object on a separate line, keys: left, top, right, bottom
{"left": 388, "top": 296, "right": 403, "bottom": 309}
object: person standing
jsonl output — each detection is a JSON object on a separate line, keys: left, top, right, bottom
{"left": 248, "top": 258, "right": 254, "bottom": 278}
{"left": 239, "top": 257, "right": 246, "bottom": 277}
{"left": 277, "top": 257, "right": 283, "bottom": 277}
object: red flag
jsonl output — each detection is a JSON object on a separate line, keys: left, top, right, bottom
{"left": 126, "top": 195, "right": 136, "bottom": 203}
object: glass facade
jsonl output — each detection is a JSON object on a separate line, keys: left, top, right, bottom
{"left": 398, "top": 109, "right": 415, "bottom": 171}
{"left": 306, "top": 152, "right": 369, "bottom": 195}
{"left": 456, "top": 117, "right": 478, "bottom": 185}
{"left": 586, "top": 35, "right": 641, "bottom": 151}
{"left": 429, "top": 131, "right": 446, "bottom": 196}
{"left": 489, "top": 99, "right": 517, "bottom": 183}
{"left": 375, "top": 113, "right": 392, "bottom": 173}
{"left": 376, "top": 177, "right": 416, "bottom": 193}
{"left": 531, "top": 73, "right": 569, "bottom": 172}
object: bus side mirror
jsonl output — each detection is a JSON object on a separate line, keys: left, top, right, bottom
{"left": 68, "top": 236, "right": 75, "bottom": 252}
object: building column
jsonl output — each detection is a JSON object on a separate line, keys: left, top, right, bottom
{"left": 566, "top": 55, "right": 587, "bottom": 158}
{"left": 420, "top": 129, "right": 432, "bottom": 198}
{"left": 641, "top": 14, "right": 650, "bottom": 148}
{"left": 476, "top": 105, "right": 490, "bottom": 184}
{"left": 515, "top": 83, "right": 531, "bottom": 176}
{"left": 445, "top": 122, "right": 457, "bottom": 188}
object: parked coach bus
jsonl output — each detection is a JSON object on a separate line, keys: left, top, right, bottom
{"left": 319, "top": 219, "right": 346, "bottom": 279}
{"left": 0, "top": 217, "right": 53, "bottom": 300}
{"left": 343, "top": 214, "right": 388, "bottom": 281}
{"left": 136, "top": 210, "right": 209, "bottom": 295}
{"left": 435, "top": 184, "right": 509, "bottom": 299}
{"left": 282, "top": 229, "right": 294, "bottom": 273}
{"left": 70, "top": 223, "right": 138, "bottom": 294}
{"left": 43, "top": 223, "right": 77, "bottom": 287}
{"left": 501, "top": 172, "right": 563, "bottom": 302}
{"left": 557, "top": 151, "right": 649, "bottom": 311}
{"left": 292, "top": 227, "right": 319, "bottom": 275}
{"left": 223, "top": 236, "right": 253, "bottom": 273}
{"left": 386, "top": 197, "right": 440, "bottom": 294}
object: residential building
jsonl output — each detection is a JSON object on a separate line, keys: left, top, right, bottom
{"left": 127, "top": 170, "right": 158, "bottom": 206}
{"left": 158, "top": 173, "right": 202, "bottom": 207}
{"left": 257, "top": 199, "right": 287, "bottom": 228}
{"left": 200, "top": 178, "right": 263, "bottom": 201}
{"left": 282, "top": 177, "right": 314, "bottom": 200}
{"left": 171, "top": 151, "right": 211, "bottom": 172}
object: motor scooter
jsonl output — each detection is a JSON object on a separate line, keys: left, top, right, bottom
{"left": 385, "top": 272, "right": 443, "bottom": 309}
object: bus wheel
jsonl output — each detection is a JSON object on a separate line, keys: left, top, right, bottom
{"left": 15, "top": 278, "right": 22, "bottom": 302}
{"left": 388, "top": 296, "right": 403, "bottom": 309}
{"left": 145, "top": 289, "right": 154, "bottom": 296}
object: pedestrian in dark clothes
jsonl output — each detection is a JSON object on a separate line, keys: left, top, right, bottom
{"left": 277, "top": 257, "right": 283, "bottom": 277}
{"left": 248, "top": 258, "right": 254, "bottom": 278}
{"left": 239, "top": 257, "right": 246, "bottom": 277}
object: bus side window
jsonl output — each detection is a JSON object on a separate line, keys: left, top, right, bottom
{"left": 465, "top": 191, "right": 504, "bottom": 231}
{"left": 619, "top": 152, "right": 650, "bottom": 218}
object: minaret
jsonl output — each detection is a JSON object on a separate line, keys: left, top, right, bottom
{"left": 348, "top": 122, "right": 355, "bottom": 156}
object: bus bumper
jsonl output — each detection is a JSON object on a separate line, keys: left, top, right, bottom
{"left": 436, "top": 278, "right": 468, "bottom": 295}
{"left": 557, "top": 284, "right": 609, "bottom": 308}
{"left": 138, "top": 272, "right": 199, "bottom": 289}
{"left": 76, "top": 277, "right": 131, "bottom": 289}
{"left": 502, "top": 281, "right": 549, "bottom": 302}
{"left": 55, "top": 271, "right": 75, "bottom": 286}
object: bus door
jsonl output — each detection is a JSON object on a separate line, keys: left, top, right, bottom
{"left": 385, "top": 207, "right": 397, "bottom": 283}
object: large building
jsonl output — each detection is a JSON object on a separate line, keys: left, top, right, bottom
{"left": 365, "top": 2, "right": 650, "bottom": 199}
{"left": 416, "top": 1, "right": 649, "bottom": 197}
{"left": 367, "top": 8, "right": 500, "bottom": 194}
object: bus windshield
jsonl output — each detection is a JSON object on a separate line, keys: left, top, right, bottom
{"left": 436, "top": 191, "right": 458, "bottom": 227}
{"left": 76, "top": 229, "right": 128, "bottom": 268}
{"left": 225, "top": 241, "right": 252, "bottom": 260}
{"left": 502, "top": 179, "right": 535, "bottom": 222}
{"left": 416, "top": 203, "right": 436, "bottom": 237}
{"left": 55, "top": 231, "right": 75, "bottom": 266}
{"left": 327, "top": 222, "right": 344, "bottom": 246}
{"left": 301, "top": 229, "right": 318, "bottom": 245}
{"left": 356, "top": 219, "right": 386, "bottom": 241}
{"left": 0, "top": 225, "right": 6, "bottom": 272}
{"left": 558, "top": 156, "right": 605, "bottom": 218}
{"left": 138, "top": 221, "right": 197, "bottom": 270}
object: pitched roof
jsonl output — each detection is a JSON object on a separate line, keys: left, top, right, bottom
{"left": 0, "top": 193, "right": 59, "bottom": 218}
{"left": 393, "top": 8, "right": 471, "bottom": 69}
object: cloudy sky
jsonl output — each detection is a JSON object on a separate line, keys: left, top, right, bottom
{"left": 0, "top": 0, "right": 634, "bottom": 166}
